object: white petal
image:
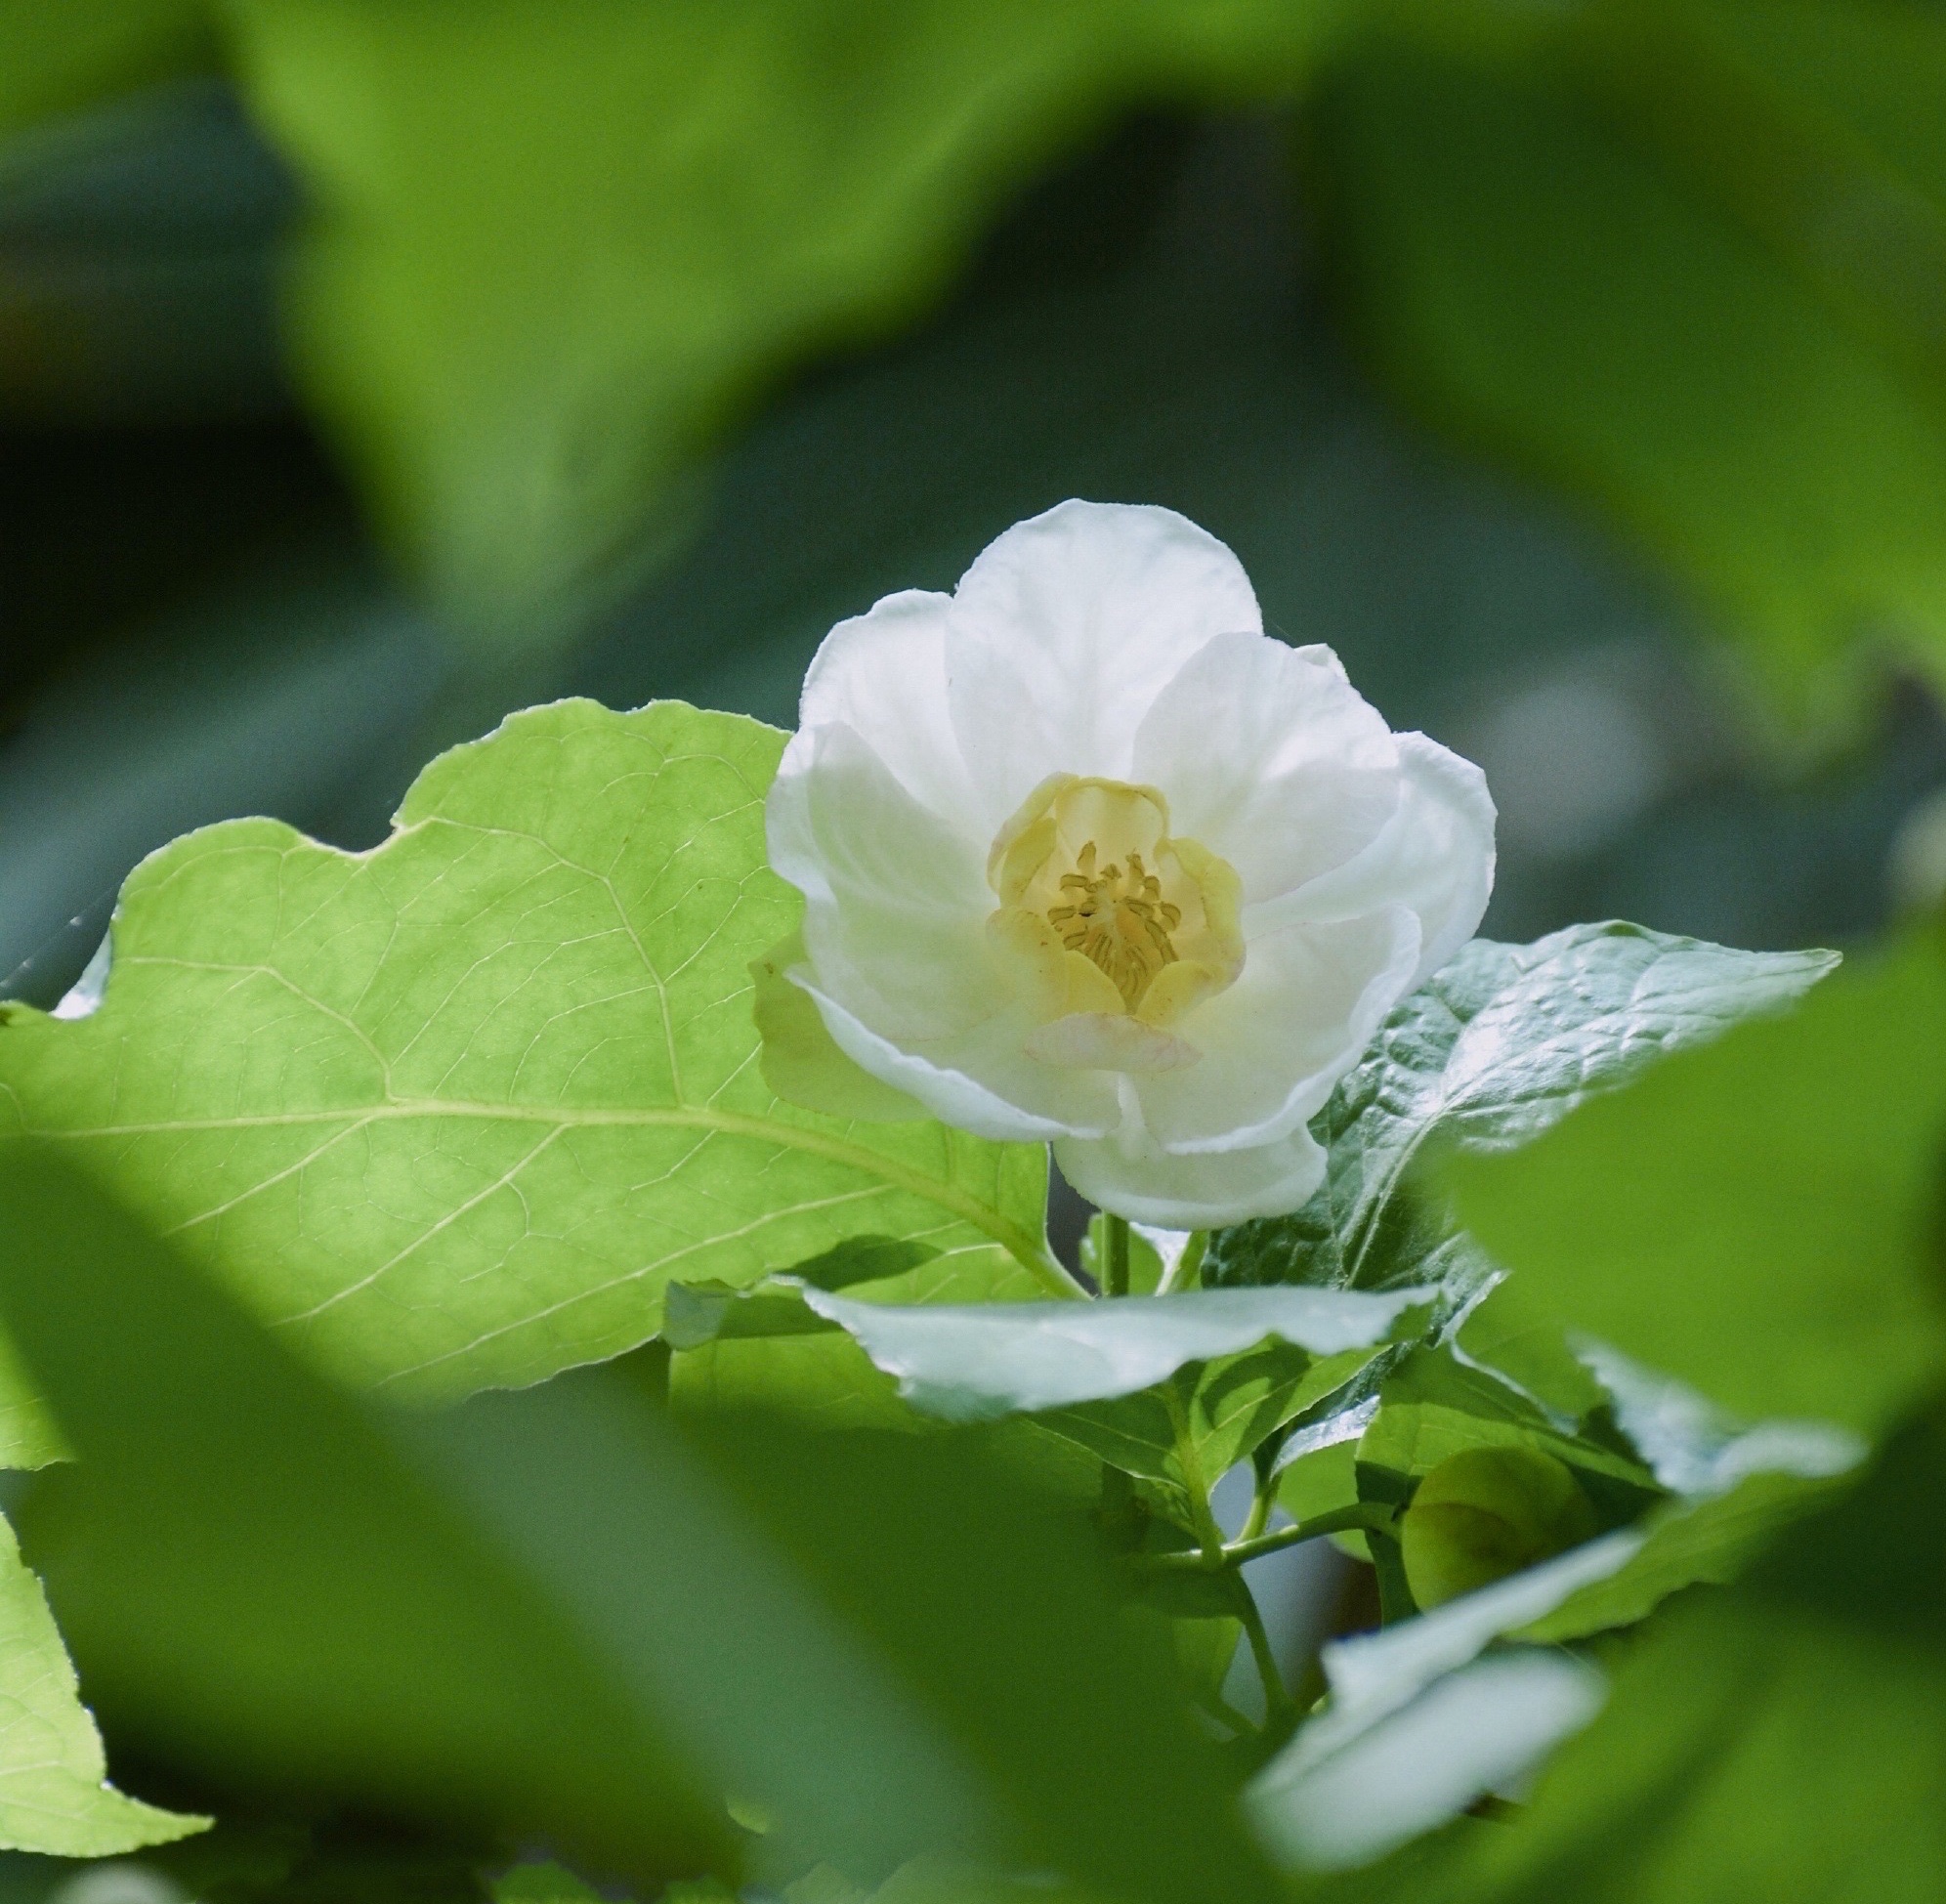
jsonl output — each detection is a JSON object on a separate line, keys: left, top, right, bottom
{"left": 796, "top": 973, "right": 1119, "bottom": 1141}
{"left": 945, "top": 501, "right": 1262, "bottom": 827}
{"left": 770, "top": 723, "right": 997, "bottom": 1041}
{"left": 1054, "top": 1122, "right": 1330, "bottom": 1229}
{"left": 1135, "top": 910, "right": 1422, "bottom": 1151}
{"left": 1133, "top": 631, "right": 1401, "bottom": 906}
{"left": 1255, "top": 733, "right": 1497, "bottom": 987}
{"left": 796, "top": 587, "right": 977, "bottom": 821}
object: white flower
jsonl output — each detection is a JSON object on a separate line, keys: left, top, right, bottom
{"left": 759, "top": 501, "right": 1495, "bottom": 1229}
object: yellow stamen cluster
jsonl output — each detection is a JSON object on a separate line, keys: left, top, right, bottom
{"left": 1046, "top": 841, "right": 1182, "bottom": 1010}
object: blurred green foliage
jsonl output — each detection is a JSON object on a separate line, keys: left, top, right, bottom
{"left": 1311, "top": 1, "right": 1946, "bottom": 724}
{"left": 0, "top": 1145, "right": 1274, "bottom": 1904}
{"left": 18, "top": 0, "right": 1946, "bottom": 714}
{"left": 7, "top": 3, "right": 1946, "bottom": 1900}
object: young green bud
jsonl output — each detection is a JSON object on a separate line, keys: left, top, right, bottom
{"left": 1400, "top": 1445, "right": 1598, "bottom": 1610}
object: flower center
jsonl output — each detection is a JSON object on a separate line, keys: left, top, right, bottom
{"left": 1046, "top": 841, "right": 1182, "bottom": 1011}
{"left": 985, "top": 775, "right": 1246, "bottom": 1057}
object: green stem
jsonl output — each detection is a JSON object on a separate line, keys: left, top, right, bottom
{"left": 1160, "top": 1378, "right": 1227, "bottom": 1561}
{"left": 1102, "top": 1211, "right": 1132, "bottom": 1297}
{"left": 1236, "top": 1584, "right": 1293, "bottom": 1721}
{"left": 1194, "top": 1687, "right": 1262, "bottom": 1740}
{"left": 1133, "top": 1502, "right": 1395, "bottom": 1576}
{"left": 1238, "top": 1458, "right": 1276, "bottom": 1546}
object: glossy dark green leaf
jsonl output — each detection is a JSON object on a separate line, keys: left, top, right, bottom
{"left": 1206, "top": 925, "right": 1834, "bottom": 1314}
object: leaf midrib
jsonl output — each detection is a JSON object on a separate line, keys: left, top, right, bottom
{"left": 26, "top": 1096, "right": 1074, "bottom": 1296}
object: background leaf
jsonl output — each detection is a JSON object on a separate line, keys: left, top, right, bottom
{"left": 0, "top": 0, "right": 211, "bottom": 144}
{"left": 1312, "top": 0, "right": 1946, "bottom": 719}
{"left": 1450, "top": 929, "right": 1946, "bottom": 1435}
{"left": 0, "top": 699, "right": 1054, "bottom": 1400}
{"left": 218, "top": 0, "right": 1357, "bottom": 636}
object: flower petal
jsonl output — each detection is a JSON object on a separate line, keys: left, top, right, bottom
{"left": 1258, "top": 733, "right": 1497, "bottom": 987}
{"left": 1054, "top": 1122, "right": 1330, "bottom": 1229}
{"left": 796, "top": 587, "right": 977, "bottom": 821}
{"left": 770, "top": 722, "right": 998, "bottom": 1041}
{"left": 795, "top": 972, "right": 1119, "bottom": 1141}
{"left": 1135, "top": 909, "right": 1422, "bottom": 1152}
{"left": 1133, "top": 631, "right": 1402, "bottom": 907}
{"left": 946, "top": 501, "right": 1261, "bottom": 827}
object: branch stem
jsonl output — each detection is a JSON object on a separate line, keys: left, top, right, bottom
{"left": 1236, "top": 1585, "right": 1294, "bottom": 1721}
{"left": 1133, "top": 1502, "right": 1395, "bottom": 1576}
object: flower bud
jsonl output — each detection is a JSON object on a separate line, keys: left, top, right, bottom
{"left": 1400, "top": 1445, "right": 1597, "bottom": 1609}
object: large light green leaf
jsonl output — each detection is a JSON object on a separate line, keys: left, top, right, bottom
{"left": 0, "top": 1510, "right": 205, "bottom": 1857}
{"left": 0, "top": 699, "right": 1054, "bottom": 1399}
{"left": 218, "top": 0, "right": 1356, "bottom": 638}
{"left": 1205, "top": 922, "right": 1836, "bottom": 1307}
{"left": 1450, "top": 930, "right": 1946, "bottom": 1436}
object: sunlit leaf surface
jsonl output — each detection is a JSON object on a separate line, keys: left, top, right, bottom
{"left": 0, "top": 700, "right": 1050, "bottom": 1398}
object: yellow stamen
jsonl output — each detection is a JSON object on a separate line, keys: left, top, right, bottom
{"left": 1046, "top": 841, "right": 1183, "bottom": 1011}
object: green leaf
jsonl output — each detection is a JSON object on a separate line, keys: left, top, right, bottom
{"left": 1504, "top": 1342, "right": 1865, "bottom": 1642}
{"left": 218, "top": 0, "right": 1353, "bottom": 637}
{"left": 0, "top": 1511, "right": 206, "bottom": 1857}
{"left": 495, "top": 1865, "right": 605, "bottom": 1904}
{"left": 0, "top": 1144, "right": 1278, "bottom": 1904}
{"left": 664, "top": 1242, "right": 1057, "bottom": 1436}
{"left": 795, "top": 1284, "right": 1433, "bottom": 1422}
{"left": 670, "top": 1331, "right": 922, "bottom": 1434}
{"left": 667, "top": 1280, "right": 1420, "bottom": 1510}
{"left": 1351, "top": 1348, "right": 1663, "bottom": 1524}
{"left": 1206, "top": 923, "right": 1835, "bottom": 1308}
{"left": 1450, "top": 930, "right": 1946, "bottom": 1436}
{"left": 1248, "top": 1530, "right": 1642, "bottom": 1871}
{"left": 0, "top": 0, "right": 211, "bottom": 144}
{"left": 1042, "top": 1344, "right": 1378, "bottom": 1524}
{"left": 0, "top": 699, "right": 1055, "bottom": 1400}
{"left": 1515, "top": 1468, "right": 1848, "bottom": 1646}
{"left": 1387, "top": 1415, "right": 1946, "bottom": 1903}
{"left": 1312, "top": 5, "right": 1946, "bottom": 719}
